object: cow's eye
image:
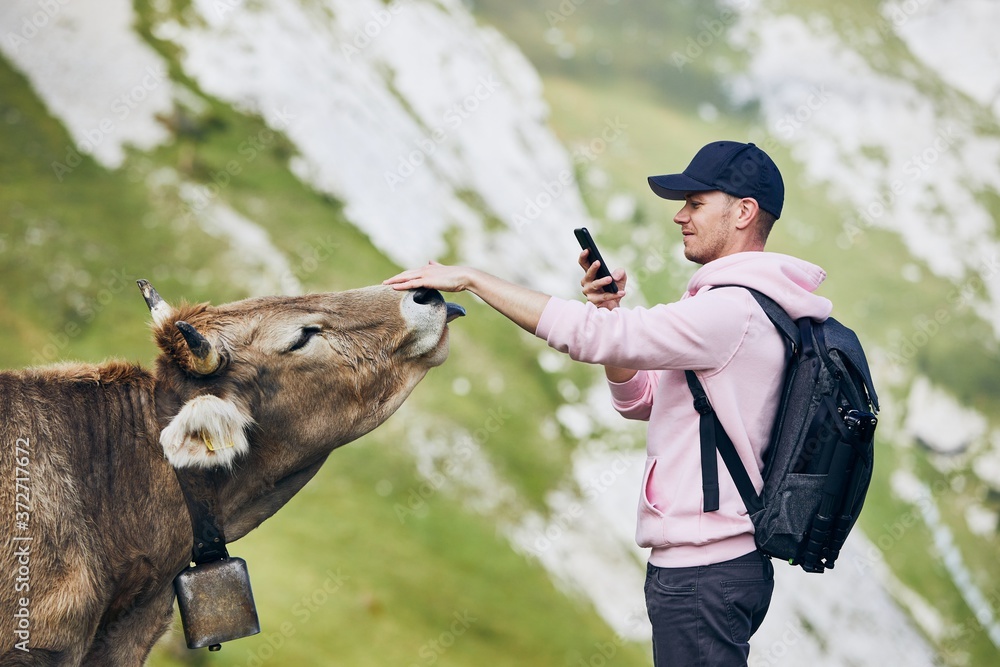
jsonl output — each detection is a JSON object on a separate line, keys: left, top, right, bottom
{"left": 287, "top": 326, "right": 322, "bottom": 352}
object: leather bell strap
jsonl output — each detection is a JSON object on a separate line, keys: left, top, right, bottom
{"left": 175, "top": 472, "right": 229, "bottom": 564}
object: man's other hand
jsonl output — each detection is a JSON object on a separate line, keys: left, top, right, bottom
{"left": 578, "top": 249, "right": 627, "bottom": 310}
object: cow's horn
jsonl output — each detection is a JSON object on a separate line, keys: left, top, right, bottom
{"left": 175, "top": 321, "right": 223, "bottom": 375}
{"left": 137, "top": 279, "right": 172, "bottom": 327}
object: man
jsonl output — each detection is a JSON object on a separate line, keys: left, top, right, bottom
{"left": 385, "top": 141, "right": 833, "bottom": 665}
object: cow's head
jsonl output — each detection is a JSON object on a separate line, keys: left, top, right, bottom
{"left": 139, "top": 281, "right": 463, "bottom": 476}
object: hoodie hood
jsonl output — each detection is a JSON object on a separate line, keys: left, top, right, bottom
{"left": 685, "top": 251, "right": 833, "bottom": 321}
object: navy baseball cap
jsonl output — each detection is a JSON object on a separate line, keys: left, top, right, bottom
{"left": 647, "top": 141, "right": 784, "bottom": 218}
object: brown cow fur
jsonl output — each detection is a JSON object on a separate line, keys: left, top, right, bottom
{"left": 0, "top": 285, "right": 456, "bottom": 664}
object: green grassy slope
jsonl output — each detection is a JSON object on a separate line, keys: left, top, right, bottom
{"left": 0, "top": 51, "right": 649, "bottom": 665}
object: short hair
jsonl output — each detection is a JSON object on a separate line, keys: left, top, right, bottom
{"left": 753, "top": 209, "right": 777, "bottom": 245}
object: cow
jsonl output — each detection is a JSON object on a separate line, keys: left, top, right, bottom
{"left": 0, "top": 281, "right": 465, "bottom": 665}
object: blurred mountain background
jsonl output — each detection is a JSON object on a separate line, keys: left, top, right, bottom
{"left": 2, "top": 0, "right": 999, "bottom": 664}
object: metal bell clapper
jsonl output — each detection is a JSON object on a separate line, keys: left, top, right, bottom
{"left": 174, "top": 555, "right": 261, "bottom": 650}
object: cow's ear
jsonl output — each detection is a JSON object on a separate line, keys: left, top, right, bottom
{"left": 159, "top": 395, "right": 253, "bottom": 469}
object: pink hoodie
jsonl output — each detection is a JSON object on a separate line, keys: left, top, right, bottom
{"left": 535, "top": 251, "right": 833, "bottom": 567}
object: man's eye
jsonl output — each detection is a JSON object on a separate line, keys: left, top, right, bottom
{"left": 288, "top": 326, "right": 322, "bottom": 352}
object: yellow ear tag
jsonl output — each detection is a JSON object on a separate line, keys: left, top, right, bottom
{"left": 202, "top": 433, "right": 235, "bottom": 452}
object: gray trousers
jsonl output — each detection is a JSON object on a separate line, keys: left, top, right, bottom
{"left": 644, "top": 550, "right": 774, "bottom": 666}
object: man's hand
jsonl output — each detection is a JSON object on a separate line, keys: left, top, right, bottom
{"left": 579, "top": 250, "right": 627, "bottom": 310}
{"left": 577, "top": 251, "right": 637, "bottom": 384}
{"left": 383, "top": 261, "right": 473, "bottom": 293}
{"left": 384, "top": 262, "right": 550, "bottom": 334}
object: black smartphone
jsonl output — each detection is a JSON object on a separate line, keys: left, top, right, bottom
{"left": 574, "top": 227, "right": 619, "bottom": 294}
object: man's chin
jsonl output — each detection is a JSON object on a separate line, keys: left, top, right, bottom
{"left": 683, "top": 247, "right": 705, "bottom": 264}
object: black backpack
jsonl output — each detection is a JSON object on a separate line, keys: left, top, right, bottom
{"left": 686, "top": 286, "right": 879, "bottom": 573}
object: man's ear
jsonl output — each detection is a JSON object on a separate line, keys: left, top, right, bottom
{"left": 160, "top": 394, "right": 254, "bottom": 469}
{"left": 734, "top": 197, "right": 760, "bottom": 231}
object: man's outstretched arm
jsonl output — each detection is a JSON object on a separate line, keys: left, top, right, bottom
{"left": 383, "top": 262, "right": 551, "bottom": 334}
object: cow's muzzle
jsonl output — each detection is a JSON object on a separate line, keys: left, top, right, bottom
{"left": 412, "top": 287, "right": 466, "bottom": 323}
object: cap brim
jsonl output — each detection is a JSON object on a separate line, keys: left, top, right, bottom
{"left": 647, "top": 174, "right": 715, "bottom": 200}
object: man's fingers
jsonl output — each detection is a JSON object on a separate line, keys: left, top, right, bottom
{"left": 383, "top": 269, "right": 427, "bottom": 289}
{"left": 580, "top": 256, "right": 600, "bottom": 289}
{"left": 383, "top": 272, "right": 415, "bottom": 285}
{"left": 581, "top": 274, "right": 612, "bottom": 294}
{"left": 387, "top": 278, "right": 422, "bottom": 290}
{"left": 586, "top": 260, "right": 601, "bottom": 281}
{"left": 600, "top": 291, "right": 626, "bottom": 305}
{"left": 578, "top": 251, "right": 600, "bottom": 278}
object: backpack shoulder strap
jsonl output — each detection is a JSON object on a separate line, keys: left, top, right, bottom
{"left": 685, "top": 370, "right": 763, "bottom": 515}
{"left": 685, "top": 370, "right": 721, "bottom": 512}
